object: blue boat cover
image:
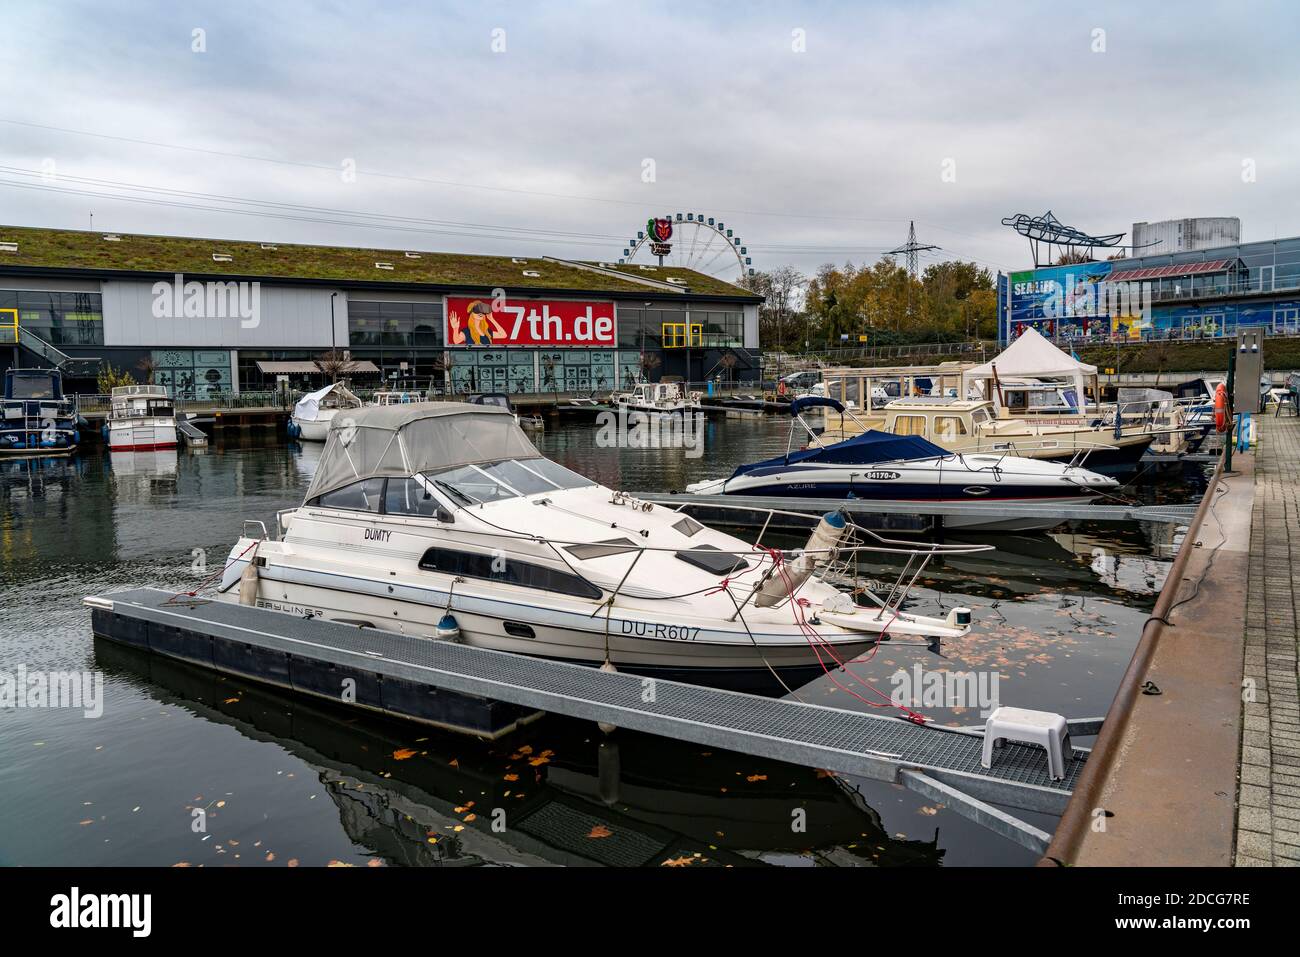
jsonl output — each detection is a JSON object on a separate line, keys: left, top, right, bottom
{"left": 789, "top": 395, "right": 844, "bottom": 416}
{"left": 729, "top": 429, "right": 949, "bottom": 478}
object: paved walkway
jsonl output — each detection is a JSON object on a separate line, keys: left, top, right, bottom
{"left": 1237, "top": 414, "right": 1300, "bottom": 866}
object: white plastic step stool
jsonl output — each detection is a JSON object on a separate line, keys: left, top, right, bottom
{"left": 981, "top": 707, "right": 1071, "bottom": 781}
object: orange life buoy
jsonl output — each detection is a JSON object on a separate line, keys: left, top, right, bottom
{"left": 1214, "top": 382, "right": 1229, "bottom": 433}
{"left": 777, "top": 380, "right": 787, "bottom": 396}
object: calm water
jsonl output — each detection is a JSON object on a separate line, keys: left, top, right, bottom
{"left": 0, "top": 418, "right": 1207, "bottom": 867}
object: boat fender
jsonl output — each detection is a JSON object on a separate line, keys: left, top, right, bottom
{"left": 238, "top": 544, "right": 260, "bottom": 606}
{"left": 754, "top": 511, "right": 849, "bottom": 608}
{"left": 597, "top": 659, "right": 618, "bottom": 734}
{"left": 435, "top": 612, "right": 461, "bottom": 643}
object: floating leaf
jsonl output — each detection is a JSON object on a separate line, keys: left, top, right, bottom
{"left": 392, "top": 748, "right": 417, "bottom": 760}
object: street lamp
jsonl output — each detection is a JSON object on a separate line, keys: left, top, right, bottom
{"left": 329, "top": 292, "right": 338, "bottom": 355}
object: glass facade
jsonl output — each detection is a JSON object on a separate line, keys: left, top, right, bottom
{"left": 346, "top": 299, "right": 446, "bottom": 391}
{"left": 347, "top": 300, "right": 443, "bottom": 349}
{"left": 0, "top": 289, "right": 104, "bottom": 345}
{"left": 1002, "top": 236, "right": 1300, "bottom": 343}
{"left": 617, "top": 306, "right": 744, "bottom": 349}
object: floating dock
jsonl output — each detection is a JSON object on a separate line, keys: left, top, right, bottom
{"left": 1042, "top": 419, "right": 1279, "bottom": 866}
{"left": 175, "top": 416, "right": 209, "bottom": 448}
{"left": 86, "top": 586, "right": 1093, "bottom": 853}
{"left": 633, "top": 491, "right": 1198, "bottom": 533}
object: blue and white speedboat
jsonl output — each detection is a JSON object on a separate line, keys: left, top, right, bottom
{"left": 687, "top": 397, "right": 1118, "bottom": 531}
{"left": 0, "top": 368, "right": 81, "bottom": 458}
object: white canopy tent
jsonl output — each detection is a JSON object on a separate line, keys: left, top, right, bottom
{"left": 962, "top": 328, "right": 1098, "bottom": 410}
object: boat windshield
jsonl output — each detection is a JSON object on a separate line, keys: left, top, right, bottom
{"left": 9, "top": 376, "right": 56, "bottom": 400}
{"left": 425, "top": 457, "right": 594, "bottom": 505}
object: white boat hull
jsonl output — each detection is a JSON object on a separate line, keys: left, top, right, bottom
{"left": 687, "top": 454, "right": 1114, "bottom": 532}
{"left": 108, "top": 418, "right": 178, "bottom": 451}
{"left": 292, "top": 411, "right": 340, "bottom": 441}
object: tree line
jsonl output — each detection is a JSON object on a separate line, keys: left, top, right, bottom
{"left": 740, "top": 257, "right": 999, "bottom": 352}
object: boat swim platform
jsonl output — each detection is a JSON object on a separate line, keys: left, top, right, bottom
{"left": 86, "top": 586, "right": 1091, "bottom": 854}
{"left": 634, "top": 491, "right": 1198, "bottom": 532}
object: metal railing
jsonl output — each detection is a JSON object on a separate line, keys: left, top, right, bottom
{"left": 10, "top": 326, "right": 102, "bottom": 373}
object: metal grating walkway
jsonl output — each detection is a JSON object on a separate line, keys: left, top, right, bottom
{"left": 91, "top": 588, "right": 1086, "bottom": 815}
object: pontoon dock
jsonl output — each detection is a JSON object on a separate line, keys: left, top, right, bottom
{"left": 85, "top": 587, "right": 1095, "bottom": 854}
{"left": 633, "top": 491, "right": 1198, "bottom": 531}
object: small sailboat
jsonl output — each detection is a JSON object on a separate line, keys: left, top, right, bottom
{"left": 468, "top": 392, "right": 544, "bottom": 431}
{"left": 288, "top": 383, "right": 362, "bottom": 441}
{"left": 687, "top": 397, "right": 1119, "bottom": 532}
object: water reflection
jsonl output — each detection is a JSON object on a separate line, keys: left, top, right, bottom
{"left": 96, "top": 640, "right": 943, "bottom": 867}
{"left": 0, "top": 422, "right": 1203, "bottom": 867}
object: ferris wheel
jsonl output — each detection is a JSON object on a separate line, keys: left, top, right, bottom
{"left": 619, "top": 214, "right": 754, "bottom": 279}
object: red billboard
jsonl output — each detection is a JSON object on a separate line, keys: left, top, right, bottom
{"left": 446, "top": 296, "right": 616, "bottom": 347}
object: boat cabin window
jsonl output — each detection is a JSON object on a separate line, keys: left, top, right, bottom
{"left": 424, "top": 457, "right": 594, "bottom": 504}
{"left": 934, "top": 415, "right": 968, "bottom": 438}
{"left": 315, "top": 478, "right": 385, "bottom": 511}
{"left": 971, "top": 407, "right": 993, "bottom": 424}
{"left": 565, "top": 537, "right": 640, "bottom": 560}
{"left": 672, "top": 515, "right": 704, "bottom": 538}
{"left": 418, "top": 547, "right": 602, "bottom": 600}
{"left": 893, "top": 414, "right": 927, "bottom": 436}
{"left": 384, "top": 477, "right": 443, "bottom": 517}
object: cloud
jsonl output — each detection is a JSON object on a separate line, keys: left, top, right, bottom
{"left": 2, "top": 0, "right": 1297, "bottom": 278}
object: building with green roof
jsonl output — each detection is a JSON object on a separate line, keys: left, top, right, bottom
{"left": 0, "top": 224, "right": 762, "bottom": 396}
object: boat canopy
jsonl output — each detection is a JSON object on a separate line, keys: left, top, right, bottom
{"left": 789, "top": 395, "right": 844, "bottom": 416}
{"left": 293, "top": 383, "right": 360, "bottom": 422}
{"left": 305, "top": 402, "right": 540, "bottom": 502}
{"left": 730, "top": 429, "right": 948, "bottom": 478}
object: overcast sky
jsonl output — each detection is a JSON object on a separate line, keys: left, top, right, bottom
{"left": 2, "top": 0, "right": 1298, "bottom": 280}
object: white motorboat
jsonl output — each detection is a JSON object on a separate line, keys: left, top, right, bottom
{"left": 371, "top": 389, "right": 427, "bottom": 406}
{"left": 688, "top": 397, "right": 1119, "bottom": 532}
{"left": 468, "top": 392, "right": 544, "bottom": 431}
{"left": 290, "top": 383, "right": 363, "bottom": 441}
{"left": 106, "top": 384, "right": 178, "bottom": 452}
{"left": 612, "top": 381, "right": 703, "bottom": 417}
{"left": 218, "top": 402, "right": 987, "bottom": 695}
